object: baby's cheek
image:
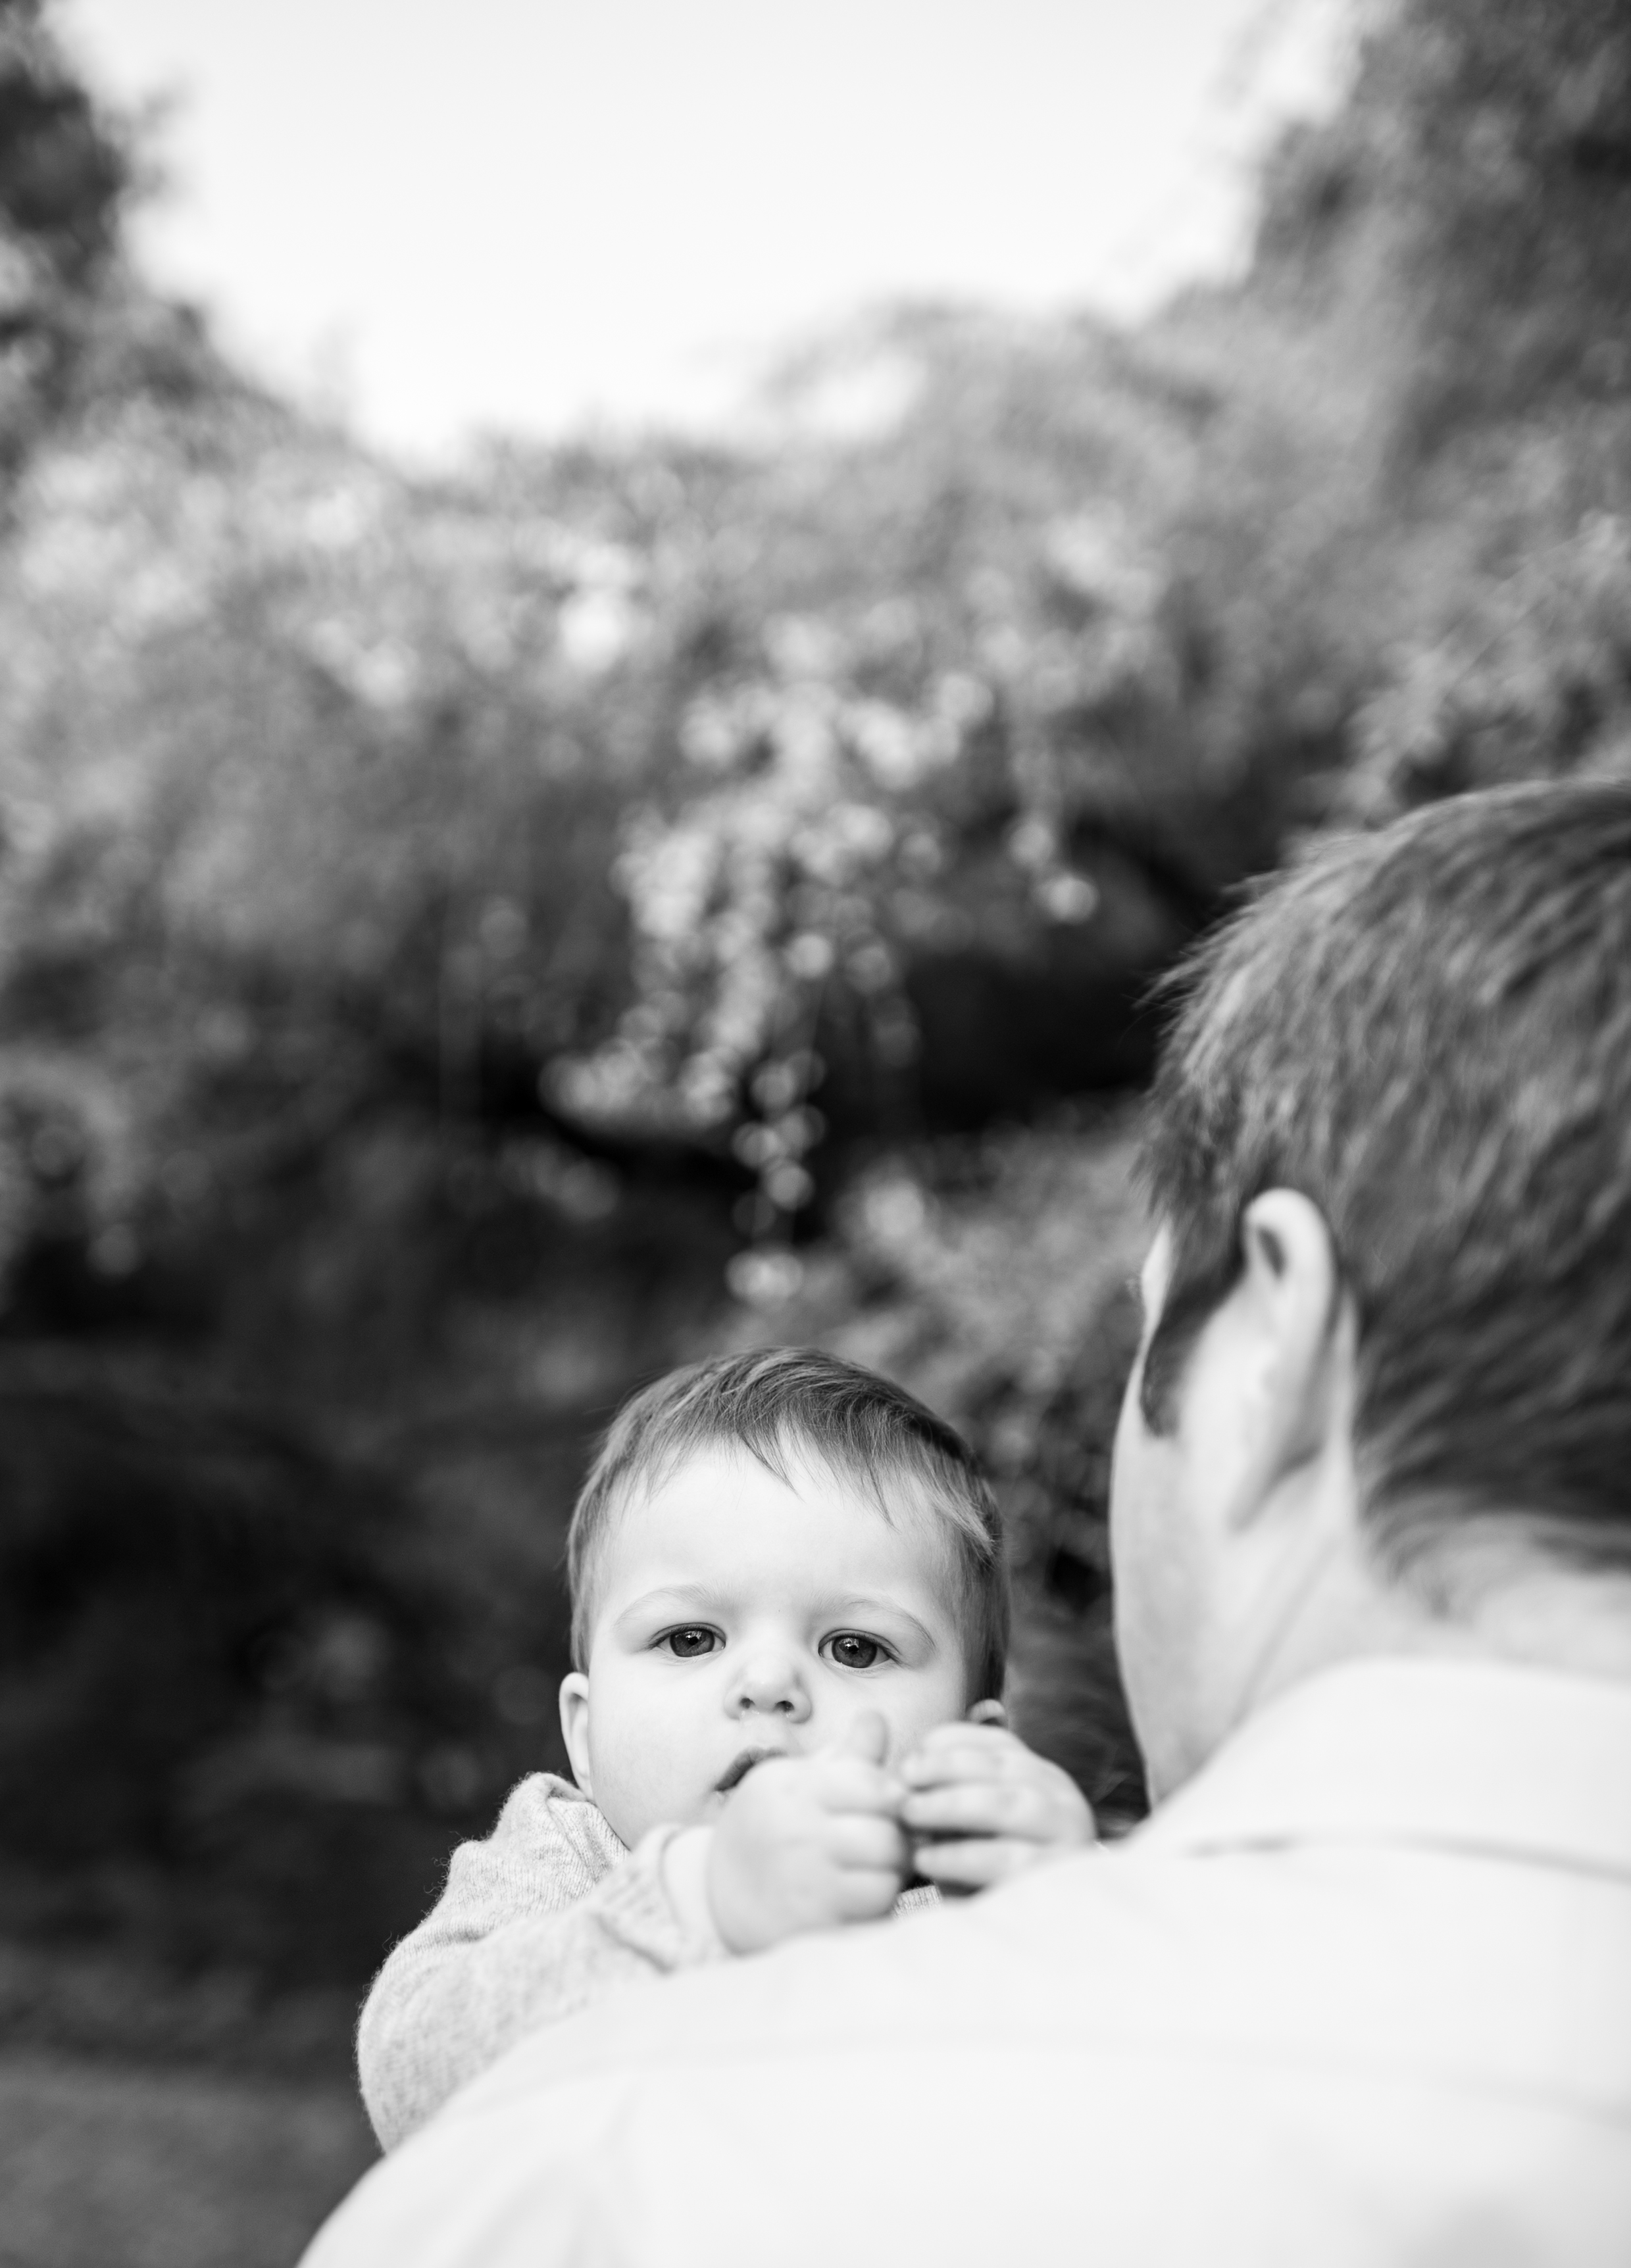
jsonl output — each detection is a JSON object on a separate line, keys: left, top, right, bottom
{"left": 587, "top": 1721, "right": 661, "bottom": 1843}
{"left": 884, "top": 1671, "right": 970, "bottom": 1756}
{"left": 616, "top": 1721, "right": 723, "bottom": 1842}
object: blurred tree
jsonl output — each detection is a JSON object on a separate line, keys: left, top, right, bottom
{"left": 1330, "top": 0, "right": 1631, "bottom": 814}
{"left": 0, "top": 0, "right": 131, "bottom": 489}
{"left": 544, "top": 309, "right": 1228, "bottom": 1245}
{"left": 1159, "top": 0, "right": 1631, "bottom": 830}
{"left": 7, "top": 0, "right": 1631, "bottom": 2013}
{"left": 1269, "top": 0, "right": 1631, "bottom": 449}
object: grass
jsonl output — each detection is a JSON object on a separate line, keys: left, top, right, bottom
{"left": 0, "top": 2051, "right": 376, "bottom": 2268}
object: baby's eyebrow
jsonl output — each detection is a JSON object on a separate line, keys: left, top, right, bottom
{"left": 825, "top": 1598, "right": 938, "bottom": 1646}
{"left": 613, "top": 1584, "right": 722, "bottom": 1627}
{"left": 612, "top": 1588, "right": 941, "bottom": 1649}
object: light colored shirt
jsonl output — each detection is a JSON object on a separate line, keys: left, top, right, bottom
{"left": 309, "top": 1658, "right": 1631, "bottom": 2267}
{"left": 357, "top": 1769, "right": 940, "bottom": 2152}
{"left": 357, "top": 1775, "right": 716, "bottom": 2151}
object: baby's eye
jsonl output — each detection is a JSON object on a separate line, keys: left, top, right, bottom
{"left": 659, "top": 1626, "right": 720, "bottom": 1659}
{"left": 822, "top": 1632, "right": 890, "bottom": 1672}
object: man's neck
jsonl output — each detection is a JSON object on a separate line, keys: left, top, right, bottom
{"left": 1455, "top": 1565, "right": 1631, "bottom": 1684}
{"left": 1230, "top": 1539, "right": 1631, "bottom": 1773}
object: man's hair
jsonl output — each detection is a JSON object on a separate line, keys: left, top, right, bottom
{"left": 566, "top": 1346, "right": 1007, "bottom": 1698}
{"left": 1140, "top": 779, "right": 1631, "bottom": 1590}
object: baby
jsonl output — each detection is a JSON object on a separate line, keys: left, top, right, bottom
{"left": 357, "top": 1346, "right": 1093, "bottom": 2150}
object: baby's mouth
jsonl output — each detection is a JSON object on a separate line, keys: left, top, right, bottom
{"left": 715, "top": 1746, "right": 784, "bottom": 1795}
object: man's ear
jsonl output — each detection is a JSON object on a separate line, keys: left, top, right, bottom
{"left": 559, "top": 1671, "right": 593, "bottom": 1795}
{"left": 1225, "top": 1188, "right": 1349, "bottom": 1530}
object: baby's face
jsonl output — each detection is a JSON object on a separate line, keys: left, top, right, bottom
{"left": 560, "top": 1445, "right": 970, "bottom": 1847}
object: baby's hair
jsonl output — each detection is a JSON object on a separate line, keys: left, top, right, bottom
{"left": 566, "top": 1346, "right": 1008, "bottom": 1700}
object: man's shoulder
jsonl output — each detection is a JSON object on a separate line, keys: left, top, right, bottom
{"left": 307, "top": 1667, "right": 1631, "bottom": 2268}
{"left": 450, "top": 1827, "right": 1432, "bottom": 2096}
{"left": 309, "top": 1830, "right": 1631, "bottom": 2268}
{"left": 491, "top": 1700, "right": 1631, "bottom": 2115}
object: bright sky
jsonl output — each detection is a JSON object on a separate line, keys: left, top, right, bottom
{"left": 62, "top": 0, "right": 1351, "bottom": 461}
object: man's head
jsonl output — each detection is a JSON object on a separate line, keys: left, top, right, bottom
{"left": 559, "top": 1348, "right": 1007, "bottom": 1846}
{"left": 1113, "top": 782, "right": 1631, "bottom": 1795}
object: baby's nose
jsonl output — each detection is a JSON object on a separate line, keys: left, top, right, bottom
{"left": 728, "top": 1648, "right": 811, "bottom": 1720}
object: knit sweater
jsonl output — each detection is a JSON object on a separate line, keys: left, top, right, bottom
{"left": 359, "top": 1771, "right": 940, "bottom": 2152}
{"left": 357, "top": 1773, "right": 721, "bottom": 2152}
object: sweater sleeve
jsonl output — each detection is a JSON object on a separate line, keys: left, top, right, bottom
{"left": 357, "top": 1773, "right": 722, "bottom": 2151}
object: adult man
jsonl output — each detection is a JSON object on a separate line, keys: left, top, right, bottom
{"left": 310, "top": 782, "right": 1631, "bottom": 2265}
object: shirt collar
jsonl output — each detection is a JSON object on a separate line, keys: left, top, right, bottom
{"left": 1132, "top": 1656, "right": 1631, "bottom": 1883}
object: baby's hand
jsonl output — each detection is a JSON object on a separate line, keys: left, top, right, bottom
{"left": 701, "top": 1712, "right": 910, "bottom": 1954}
{"left": 900, "top": 1717, "right": 1095, "bottom": 1891}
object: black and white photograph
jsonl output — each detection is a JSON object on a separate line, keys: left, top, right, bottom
{"left": 1, "top": 1, "right": 1628, "bottom": 2261}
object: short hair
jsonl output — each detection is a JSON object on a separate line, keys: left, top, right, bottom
{"left": 567, "top": 1346, "right": 1007, "bottom": 1699}
{"left": 1140, "top": 779, "right": 1631, "bottom": 1590}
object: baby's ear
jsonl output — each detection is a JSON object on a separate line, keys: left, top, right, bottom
{"left": 559, "top": 1672, "right": 593, "bottom": 1794}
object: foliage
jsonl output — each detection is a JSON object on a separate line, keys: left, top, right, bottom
{"left": 3, "top": 0, "right": 1631, "bottom": 1996}
{"left": 0, "top": 0, "right": 138, "bottom": 490}
{"left": 0, "top": 390, "right": 635, "bottom": 1277}
{"left": 1157, "top": 0, "right": 1631, "bottom": 832}
{"left": 0, "top": 307, "right": 1224, "bottom": 1291}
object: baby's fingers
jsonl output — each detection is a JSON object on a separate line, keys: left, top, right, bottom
{"left": 911, "top": 1836, "right": 1053, "bottom": 1892}
{"left": 909, "top": 1774, "right": 1096, "bottom": 1854}
{"left": 828, "top": 1812, "right": 910, "bottom": 1876}
{"left": 830, "top": 1867, "right": 909, "bottom": 1923}
{"left": 901, "top": 1724, "right": 1019, "bottom": 1788}
{"left": 814, "top": 1754, "right": 906, "bottom": 1815}
{"left": 902, "top": 1776, "right": 1059, "bottom": 1843}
